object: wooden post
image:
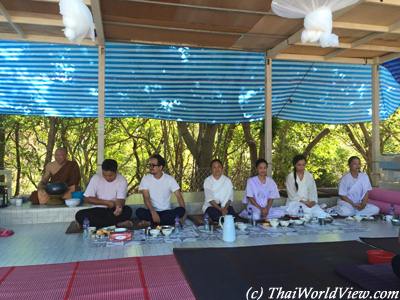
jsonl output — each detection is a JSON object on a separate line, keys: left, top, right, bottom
{"left": 97, "top": 45, "right": 105, "bottom": 172}
{"left": 265, "top": 56, "right": 273, "bottom": 176}
{"left": 371, "top": 64, "right": 381, "bottom": 186}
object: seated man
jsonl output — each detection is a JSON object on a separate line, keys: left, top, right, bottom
{"left": 30, "top": 148, "right": 81, "bottom": 205}
{"left": 75, "top": 159, "right": 133, "bottom": 229}
{"left": 336, "top": 156, "right": 379, "bottom": 217}
{"left": 136, "top": 154, "right": 186, "bottom": 226}
{"left": 202, "top": 159, "right": 236, "bottom": 222}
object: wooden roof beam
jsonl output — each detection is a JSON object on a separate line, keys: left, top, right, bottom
{"left": 0, "top": 13, "right": 63, "bottom": 26}
{"left": 375, "top": 52, "right": 400, "bottom": 64}
{"left": 295, "top": 42, "right": 400, "bottom": 53}
{"left": 325, "top": 32, "right": 384, "bottom": 59}
{"left": 125, "top": 0, "right": 275, "bottom": 16}
{"left": 365, "top": 0, "right": 400, "bottom": 6}
{"left": 0, "top": 1, "right": 25, "bottom": 38}
{"left": 90, "top": 0, "right": 104, "bottom": 45}
{"left": 33, "top": 0, "right": 91, "bottom": 5}
{"left": 351, "top": 32, "right": 385, "bottom": 48}
{"left": 274, "top": 53, "right": 374, "bottom": 65}
{"left": 104, "top": 21, "right": 288, "bottom": 39}
{"left": 0, "top": 32, "right": 95, "bottom": 45}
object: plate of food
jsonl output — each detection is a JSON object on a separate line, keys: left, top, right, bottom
{"left": 110, "top": 232, "right": 132, "bottom": 242}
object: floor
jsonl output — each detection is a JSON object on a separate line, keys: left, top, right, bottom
{"left": 0, "top": 219, "right": 399, "bottom": 268}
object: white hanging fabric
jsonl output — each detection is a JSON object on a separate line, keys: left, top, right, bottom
{"left": 272, "top": 0, "right": 360, "bottom": 47}
{"left": 59, "top": 0, "right": 95, "bottom": 44}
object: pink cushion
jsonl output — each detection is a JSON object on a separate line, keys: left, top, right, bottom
{"left": 369, "top": 188, "right": 400, "bottom": 205}
{"left": 369, "top": 199, "right": 400, "bottom": 215}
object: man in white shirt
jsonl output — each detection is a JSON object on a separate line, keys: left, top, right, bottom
{"left": 202, "top": 159, "right": 236, "bottom": 222}
{"left": 75, "top": 159, "right": 133, "bottom": 228}
{"left": 136, "top": 154, "right": 186, "bottom": 225}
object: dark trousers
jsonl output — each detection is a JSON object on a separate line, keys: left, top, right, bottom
{"left": 136, "top": 207, "right": 186, "bottom": 225}
{"left": 205, "top": 205, "right": 236, "bottom": 222}
{"left": 75, "top": 206, "right": 132, "bottom": 228}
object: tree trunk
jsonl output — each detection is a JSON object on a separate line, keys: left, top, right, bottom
{"left": 343, "top": 124, "right": 372, "bottom": 173}
{"left": 14, "top": 122, "right": 21, "bottom": 196}
{"left": 177, "top": 122, "right": 218, "bottom": 190}
{"left": 44, "top": 117, "right": 58, "bottom": 168}
{"left": 220, "top": 124, "right": 236, "bottom": 173}
{"left": 303, "top": 128, "right": 330, "bottom": 157}
{"left": 242, "top": 122, "right": 258, "bottom": 173}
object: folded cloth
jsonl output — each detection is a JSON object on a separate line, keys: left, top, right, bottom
{"left": 0, "top": 228, "right": 14, "bottom": 237}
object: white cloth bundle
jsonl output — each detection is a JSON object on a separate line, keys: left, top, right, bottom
{"left": 59, "top": 0, "right": 95, "bottom": 43}
{"left": 272, "top": 0, "right": 360, "bottom": 47}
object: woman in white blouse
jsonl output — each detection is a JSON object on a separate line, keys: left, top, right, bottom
{"left": 202, "top": 159, "right": 236, "bottom": 222}
{"left": 285, "top": 154, "right": 328, "bottom": 218}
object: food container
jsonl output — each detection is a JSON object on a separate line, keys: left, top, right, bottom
{"left": 110, "top": 232, "right": 132, "bottom": 242}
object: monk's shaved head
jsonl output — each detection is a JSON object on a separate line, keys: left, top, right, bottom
{"left": 55, "top": 148, "right": 68, "bottom": 165}
{"left": 56, "top": 148, "right": 67, "bottom": 155}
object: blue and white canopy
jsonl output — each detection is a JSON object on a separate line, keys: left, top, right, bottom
{"left": 0, "top": 41, "right": 399, "bottom": 124}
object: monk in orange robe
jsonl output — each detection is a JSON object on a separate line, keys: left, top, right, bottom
{"left": 30, "top": 148, "right": 81, "bottom": 204}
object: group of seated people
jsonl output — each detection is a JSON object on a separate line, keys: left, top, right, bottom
{"left": 33, "top": 147, "right": 380, "bottom": 229}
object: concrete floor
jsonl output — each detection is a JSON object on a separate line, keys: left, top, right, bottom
{"left": 0, "top": 219, "right": 398, "bottom": 267}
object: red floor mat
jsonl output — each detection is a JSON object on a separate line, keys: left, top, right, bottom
{"left": 0, "top": 255, "right": 194, "bottom": 300}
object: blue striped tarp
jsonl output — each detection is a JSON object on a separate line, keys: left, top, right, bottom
{"left": 383, "top": 58, "right": 400, "bottom": 86}
{"left": 0, "top": 41, "right": 399, "bottom": 123}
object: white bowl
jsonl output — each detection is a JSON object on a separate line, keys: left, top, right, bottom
{"left": 354, "top": 215, "right": 364, "bottom": 222}
{"left": 269, "top": 219, "right": 279, "bottom": 228}
{"left": 294, "top": 219, "right": 304, "bottom": 225}
{"left": 65, "top": 198, "right": 80, "bottom": 207}
{"left": 162, "top": 228, "right": 173, "bottom": 236}
{"left": 385, "top": 215, "right": 394, "bottom": 222}
{"left": 114, "top": 228, "right": 127, "bottom": 233}
{"left": 149, "top": 229, "right": 160, "bottom": 237}
{"left": 279, "top": 220, "right": 290, "bottom": 227}
{"left": 237, "top": 223, "right": 248, "bottom": 231}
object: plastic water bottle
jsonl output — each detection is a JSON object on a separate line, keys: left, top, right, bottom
{"left": 249, "top": 207, "right": 256, "bottom": 227}
{"left": 298, "top": 206, "right": 304, "bottom": 218}
{"left": 247, "top": 207, "right": 254, "bottom": 226}
{"left": 83, "top": 217, "right": 90, "bottom": 240}
{"left": 174, "top": 215, "right": 181, "bottom": 233}
{"left": 247, "top": 207, "right": 252, "bottom": 220}
{"left": 389, "top": 204, "right": 395, "bottom": 217}
{"left": 203, "top": 213, "right": 210, "bottom": 232}
{"left": 252, "top": 212, "right": 257, "bottom": 227}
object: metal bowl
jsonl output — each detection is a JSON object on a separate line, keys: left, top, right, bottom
{"left": 45, "top": 182, "right": 68, "bottom": 195}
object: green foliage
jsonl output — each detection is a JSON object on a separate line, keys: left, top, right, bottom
{"left": 1, "top": 108, "right": 399, "bottom": 196}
